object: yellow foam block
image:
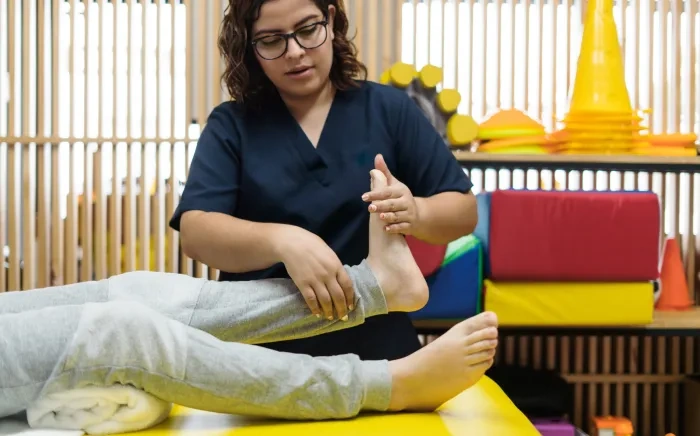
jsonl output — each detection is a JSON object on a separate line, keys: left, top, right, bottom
{"left": 111, "top": 377, "right": 539, "bottom": 435}
{"left": 484, "top": 280, "right": 654, "bottom": 326}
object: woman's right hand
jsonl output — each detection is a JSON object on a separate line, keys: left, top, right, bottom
{"left": 275, "top": 226, "right": 356, "bottom": 320}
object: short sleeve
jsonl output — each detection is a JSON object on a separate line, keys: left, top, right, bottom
{"left": 391, "top": 91, "right": 473, "bottom": 198}
{"left": 169, "top": 104, "right": 241, "bottom": 231}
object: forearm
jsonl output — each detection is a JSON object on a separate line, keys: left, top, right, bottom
{"left": 411, "top": 192, "right": 478, "bottom": 244}
{"left": 179, "top": 210, "right": 288, "bottom": 273}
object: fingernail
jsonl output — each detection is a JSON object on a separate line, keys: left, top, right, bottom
{"left": 315, "top": 314, "right": 321, "bottom": 318}
{"left": 327, "top": 316, "right": 334, "bottom": 321}
{"left": 348, "top": 304, "right": 354, "bottom": 310}
{"left": 362, "top": 194, "right": 369, "bottom": 201}
{"left": 369, "top": 205, "right": 376, "bottom": 212}
{"left": 341, "top": 315, "right": 349, "bottom": 321}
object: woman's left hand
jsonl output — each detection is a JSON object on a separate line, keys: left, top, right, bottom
{"left": 361, "top": 154, "right": 420, "bottom": 234}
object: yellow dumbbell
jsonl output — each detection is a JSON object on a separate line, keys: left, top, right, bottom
{"left": 418, "top": 65, "right": 443, "bottom": 89}
{"left": 387, "top": 62, "right": 417, "bottom": 88}
{"left": 446, "top": 114, "right": 479, "bottom": 147}
{"left": 379, "top": 70, "right": 391, "bottom": 85}
{"left": 436, "top": 89, "right": 461, "bottom": 114}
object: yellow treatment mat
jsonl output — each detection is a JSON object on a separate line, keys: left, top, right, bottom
{"left": 484, "top": 279, "right": 655, "bottom": 326}
{"left": 113, "top": 377, "right": 539, "bottom": 435}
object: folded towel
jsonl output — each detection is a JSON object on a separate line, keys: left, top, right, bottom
{"left": 0, "top": 417, "right": 83, "bottom": 435}
{"left": 26, "top": 385, "right": 172, "bottom": 435}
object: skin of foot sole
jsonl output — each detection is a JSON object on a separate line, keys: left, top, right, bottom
{"left": 387, "top": 311, "right": 500, "bottom": 412}
{"left": 366, "top": 169, "right": 429, "bottom": 313}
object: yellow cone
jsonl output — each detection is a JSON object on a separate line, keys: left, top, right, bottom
{"left": 567, "top": 0, "right": 632, "bottom": 114}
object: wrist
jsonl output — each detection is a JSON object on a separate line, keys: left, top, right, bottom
{"left": 411, "top": 197, "right": 430, "bottom": 236}
{"left": 266, "top": 223, "right": 296, "bottom": 263}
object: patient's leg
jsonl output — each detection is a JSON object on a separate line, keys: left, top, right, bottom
{"left": 0, "top": 301, "right": 389, "bottom": 422}
{"left": 0, "top": 299, "right": 497, "bottom": 425}
{"left": 0, "top": 173, "right": 428, "bottom": 346}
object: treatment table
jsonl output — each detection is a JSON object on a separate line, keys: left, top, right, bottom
{"left": 114, "top": 377, "right": 539, "bottom": 435}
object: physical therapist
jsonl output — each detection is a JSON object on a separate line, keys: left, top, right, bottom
{"left": 169, "top": 0, "right": 478, "bottom": 361}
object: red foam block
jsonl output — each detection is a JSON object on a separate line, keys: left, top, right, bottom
{"left": 488, "top": 190, "right": 660, "bottom": 281}
{"left": 406, "top": 235, "right": 446, "bottom": 277}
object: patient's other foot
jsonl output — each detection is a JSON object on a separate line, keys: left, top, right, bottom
{"left": 366, "top": 170, "right": 428, "bottom": 313}
{"left": 387, "top": 311, "right": 499, "bottom": 412}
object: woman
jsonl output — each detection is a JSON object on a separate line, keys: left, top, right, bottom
{"left": 170, "top": 0, "right": 478, "bottom": 361}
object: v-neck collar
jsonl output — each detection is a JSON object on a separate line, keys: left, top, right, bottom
{"left": 286, "top": 88, "right": 341, "bottom": 149}
{"left": 276, "top": 90, "right": 344, "bottom": 186}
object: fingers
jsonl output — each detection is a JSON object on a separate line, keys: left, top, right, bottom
{"left": 298, "top": 286, "right": 322, "bottom": 318}
{"left": 311, "top": 283, "right": 335, "bottom": 320}
{"left": 368, "top": 197, "right": 407, "bottom": 214}
{"left": 374, "top": 153, "right": 395, "bottom": 182}
{"left": 362, "top": 187, "right": 396, "bottom": 203}
{"left": 378, "top": 211, "right": 410, "bottom": 223}
{"left": 336, "top": 267, "right": 356, "bottom": 311}
{"left": 326, "top": 279, "right": 349, "bottom": 321}
{"left": 385, "top": 222, "right": 411, "bottom": 233}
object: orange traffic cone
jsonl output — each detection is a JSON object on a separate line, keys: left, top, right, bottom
{"left": 655, "top": 237, "right": 693, "bottom": 310}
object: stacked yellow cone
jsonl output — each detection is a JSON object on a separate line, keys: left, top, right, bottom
{"left": 558, "top": 0, "right": 647, "bottom": 153}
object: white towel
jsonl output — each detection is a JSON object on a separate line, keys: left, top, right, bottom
{"left": 26, "top": 385, "right": 172, "bottom": 435}
{"left": 0, "top": 412, "right": 83, "bottom": 435}
{"left": 0, "top": 417, "right": 83, "bottom": 436}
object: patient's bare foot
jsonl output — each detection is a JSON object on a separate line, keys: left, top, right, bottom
{"left": 366, "top": 170, "right": 428, "bottom": 313}
{"left": 387, "top": 311, "right": 499, "bottom": 412}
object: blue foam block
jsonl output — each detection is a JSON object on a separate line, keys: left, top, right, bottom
{"left": 410, "top": 235, "right": 483, "bottom": 320}
{"left": 472, "top": 192, "right": 493, "bottom": 275}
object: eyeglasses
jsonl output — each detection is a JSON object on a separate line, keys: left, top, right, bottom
{"left": 251, "top": 20, "right": 329, "bottom": 60}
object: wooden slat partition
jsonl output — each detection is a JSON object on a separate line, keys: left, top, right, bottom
{"left": 1, "top": 2, "right": 699, "bottom": 436}
{"left": 481, "top": 331, "right": 698, "bottom": 436}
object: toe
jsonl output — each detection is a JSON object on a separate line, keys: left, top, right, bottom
{"left": 482, "top": 311, "right": 498, "bottom": 326}
{"left": 464, "top": 327, "right": 498, "bottom": 346}
{"left": 466, "top": 349, "right": 497, "bottom": 365}
{"left": 458, "top": 312, "right": 493, "bottom": 335}
{"left": 467, "top": 338, "right": 498, "bottom": 354}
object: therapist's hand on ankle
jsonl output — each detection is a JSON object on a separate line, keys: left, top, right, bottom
{"left": 276, "top": 226, "right": 355, "bottom": 321}
{"left": 362, "top": 154, "right": 419, "bottom": 235}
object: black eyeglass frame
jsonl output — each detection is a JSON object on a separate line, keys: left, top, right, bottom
{"left": 251, "top": 20, "right": 330, "bottom": 60}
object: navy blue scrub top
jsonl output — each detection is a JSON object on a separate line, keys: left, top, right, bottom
{"left": 170, "top": 81, "right": 473, "bottom": 360}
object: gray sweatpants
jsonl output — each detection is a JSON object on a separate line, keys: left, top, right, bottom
{"left": 0, "top": 260, "right": 392, "bottom": 421}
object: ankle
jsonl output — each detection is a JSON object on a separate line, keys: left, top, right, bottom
{"left": 387, "top": 359, "right": 412, "bottom": 411}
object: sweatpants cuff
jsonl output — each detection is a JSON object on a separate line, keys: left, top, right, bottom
{"left": 347, "top": 260, "right": 389, "bottom": 319}
{"left": 360, "top": 360, "right": 392, "bottom": 412}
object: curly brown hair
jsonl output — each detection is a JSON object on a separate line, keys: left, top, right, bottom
{"left": 218, "top": 0, "right": 367, "bottom": 105}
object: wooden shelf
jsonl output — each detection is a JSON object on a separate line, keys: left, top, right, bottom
{"left": 412, "top": 308, "right": 700, "bottom": 332}
{"left": 451, "top": 150, "right": 700, "bottom": 172}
